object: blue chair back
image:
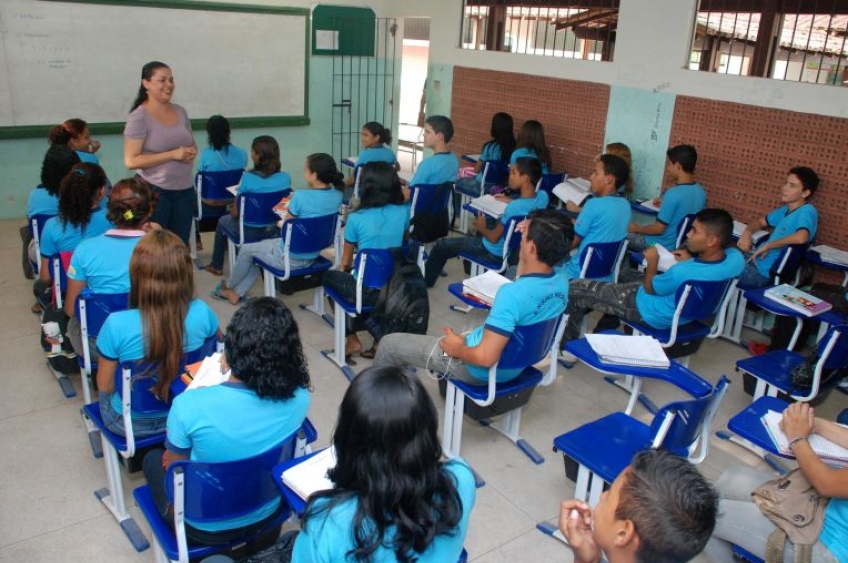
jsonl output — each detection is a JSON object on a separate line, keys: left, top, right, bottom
{"left": 536, "top": 172, "right": 566, "bottom": 197}
{"left": 29, "top": 213, "right": 55, "bottom": 242}
{"left": 651, "top": 375, "right": 728, "bottom": 454}
{"left": 354, "top": 248, "right": 396, "bottom": 290}
{"left": 285, "top": 213, "right": 339, "bottom": 256}
{"left": 770, "top": 243, "right": 809, "bottom": 284}
{"left": 579, "top": 239, "right": 627, "bottom": 280}
{"left": 239, "top": 189, "right": 290, "bottom": 228}
{"left": 410, "top": 182, "right": 454, "bottom": 215}
{"left": 196, "top": 170, "right": 243, "bottom": 202}
{"left": 676, "top": 278, "right": 734, "bottom": 323}
{"left": 481, "top": 160, "right": 510, "bottom": 189}
{"left": 504, "top": 216, "right": 525, "bottom": 254}
{"left": 819, "top": 325, "right": 848, "bottom": 371}
{"left": 674, "top": 213, "right": 696, "bottom": 249}
{"left": 76, "top": 290, "right": 129, "bottom": 339}
{"left": 166, "top": 433, "right": 298, "bottom": 523}
{"left": 497, "top": 316, "right": 562, "bottom": 370}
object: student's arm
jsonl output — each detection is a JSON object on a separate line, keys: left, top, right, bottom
{"left": 38, "top": 257, "right": 51, "bottom": 282}
{"left": 439, "top": 327, "right": 509, "bottom": 368}
{"left": 64, "top": 279, "right": 86, "bottom": 318}
{"left": 749, "top": 228, "right": 810, "bottom": 262}
{"left": 97, "top": 357, "right": 117, "bottom": 394}
{"left": 641, "top": 246, "right": 661, "bottom": 295}
{"left": 629, "top": 219, "right": 666, "bottom": 236}
{"left": 737, "top": 216, "right": 768, "bottom": 253}
{"left": 782, "top": 403, "right": 848, "bottom": 498}
{"left": 124, "top": 137, "right": 194, "bottom": 170}
{"left": 163, "top": 450, "right": 189, "bottom": 468}
{"left": 814, "top": 417, "right": 848, "bottom": 449}
{"left": 476, "top": 213, "right": 505, "bottom": 243}
{"left": 340, "top": 241, "right": 355, "bottom": 271}
{"left": 571, "top": 234, "right": 582, "bottom": 251}
{"left": 565, "top": 200, "right": 583, "bottom": 214}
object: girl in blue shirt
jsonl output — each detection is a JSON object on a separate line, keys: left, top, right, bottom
{"left": 510, "top": 119, "right": 551, "bottom": 175}
{"left": 197, "top": 114, "right": 248, "bottom": 173}
{"left": 49, "top": 118, "right": 102, "bottom": 165}
{"left": 454, "top": 112, "right": 516, "bottom": 216}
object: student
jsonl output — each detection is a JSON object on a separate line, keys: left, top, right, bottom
{"left": 737, "top": 166, "right": 819, "bottom": 289}
{"left": 353, "top": 121, "right": 396, "bottom": 168}
{"left": 423, "top": 157, "right": 546, "bottom": 288}
{"left": 375, "top": 208, "right": 572, "bottom": 385}
{"left": 408, "top": 115, "right": 459, "bottom": 186}
{"left": 322, "top": 162, "right": 409, "bottom": 359}
{"left": 124, "top": 61, "right": 197, "bottom": 244}
{"left": 197, "top": 115, "right": 248, "bottom": 173}
{"left": 204, "top": 135, "right": 292, "bottom": 276}
{"left": 63, "top": 178, "right": 156, "bottom": 359}
{"left": 706, "top": 402, "right": 847, "bottom": 563}
{"left": 627, "top": 144, "right": 706, "bottom": 252}
{"left": 510, "top": 119, "right": 551, "bottom": 174}
{"left": 291, "top": 365, "right": 475, "bottom": 563}
{"left": 33, "top": 163, "right": 112, "bottom": 308}
{"left": 561, "top": 208, "right": 745, "bottom": 349}
{"left": 559, "top": 449, "right": 718, "bottom": 563}
{"left": 558, "top": 154, "right": 631, "bottom": 281}
{"left": 457, "top": 111, "right": 516, "bottom": 191}
{"left": 49, "top": 118, "right": 102, "bottom": 165}
{"left": 96, "top": 230, "right": 219, "bottom": 437}
{"left": 566, "top": 143, "right": 635, "bottom": 216}
{"left": 213, "top": 153, "right": 345, "bottom": 305}
{"left": 142, "top": 297, "right": 310, "bottom": 545}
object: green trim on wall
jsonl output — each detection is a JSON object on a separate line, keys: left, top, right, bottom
{"left": 40, "top": 0, "right": 308, "bottom": 17}
{"left": 312, "top": 5, "right": 376, "bottom": 56}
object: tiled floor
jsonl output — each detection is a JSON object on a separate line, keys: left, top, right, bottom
{"left": 1, "top": 216, "right": 844, "bottom": 563}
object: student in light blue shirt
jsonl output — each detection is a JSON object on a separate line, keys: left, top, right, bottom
{"left": 354, "top": 121, "right": 397, "bottom": 167}
{"left": 409, "top": 115, "right": 459, "bottom": 186}
{"left": 197, "top": 115, "right": 249, "bottom": 172}
{"left": 142, "top": 298, "right": 310, "bottom": 542}
{"left": 456, "top": 112, "right": 516, "bottom": 191}
{"left": 559, "top": 154, "right": 631, "bottom": 281}
{"left": 49, "top": 118, "right": 102, "bottom": 165}
{"left": 510, "top": 119, "right": 551, "bottom": 174}
{"left": 628, "top": 144, "right": 706, "bottom": 252}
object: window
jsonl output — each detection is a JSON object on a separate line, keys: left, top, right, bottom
{"left": 459, "top": 0, "right": 618, "bottom": 61}
{"left": 690, "top": 1, "right": 848, "bottom": 86}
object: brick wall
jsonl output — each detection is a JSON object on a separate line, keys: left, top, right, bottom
{"left": 450, "top": 66, "right": 610, "bottom": 178}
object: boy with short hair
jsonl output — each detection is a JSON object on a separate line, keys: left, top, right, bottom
{"left": 409, "top": 115, "right": 459, "bottom": 186}
{"left": 628, "top": 144, "right": 706, "bottom": 252}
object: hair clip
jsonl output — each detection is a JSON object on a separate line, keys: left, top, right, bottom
{"left": 123, "top": 209, "right": 135, "bottom": 221}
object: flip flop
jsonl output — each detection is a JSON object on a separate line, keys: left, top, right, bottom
{"left": 204, "top": 264, "right": 223, "bottom": 276}
{"left": 360, "top": 346, "right": 378, "bottom": 359}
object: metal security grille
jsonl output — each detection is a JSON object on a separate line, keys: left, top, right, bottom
{"left": 331, "top": 18, "right": 398, "bottom": 165}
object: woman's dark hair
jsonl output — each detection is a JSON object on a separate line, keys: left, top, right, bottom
{"left": 49, "top": 118, "right": 88, "bottom": 146}
{"left": 58, "top": 163, "right": 106, "bottom": 229}
{"left": 487, "top": 112, "right": 516, "bottom": 163}
{"left": 355, "top": 162, "right": 404, "bottom": 210}
{"left": 362, "top": 121, "right": 392, "bottom": 145}
{"left": 130, "top": 61, "right": 170, "bottom": 112}
{"left": 107, "top": 177, "right": 157, "bottom": 228}
{"left": 224, "top": 298, "right": 311, "bottom": 400}
{"left": 251, "top": 135, "right": 282, "bottom": 178}
{"left": 306, "top": 153, "right": 345, "bottom": 191}
{"left": 41, "top": 145, "right": 81, "bottom": 196}
{"left": 517, "top": 120, "right": 551, "bottom": 167}
{"left": 303, "top": 366, "right": 462, "bottom": 563}
{"left": 206, "top": 115, "right": 232, "bottom": 153}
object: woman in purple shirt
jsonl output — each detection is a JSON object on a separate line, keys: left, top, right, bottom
{"left": 123, "top": 61, "right": 197, "bottom": 244}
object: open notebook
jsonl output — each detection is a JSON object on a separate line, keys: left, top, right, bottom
{"left": 761, "top": 410, "right": 848, "bottom": 468}
{"left": 280, "top": 447, "right": 337, "bottom": 500}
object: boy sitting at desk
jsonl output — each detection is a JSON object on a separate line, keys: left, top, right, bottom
{"left": 561, "top": 208, "right": 744, "bottom": 353}
{"left": 423, "top": 157, "right": 546, "bottom": 288}
{"left": 407, "top": 115, "right": 459, "bottom": 187}
{"left": 627, "top": 144, "right": 706, "bottom": 252}
{"left": 373, "top": 208, "right": 572, "bottom": 385}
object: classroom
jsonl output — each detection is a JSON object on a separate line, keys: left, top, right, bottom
{"left": 1, "top": 0, "right": 847, "bottom": 562}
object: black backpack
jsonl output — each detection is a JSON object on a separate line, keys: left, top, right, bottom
{"left": 409, "top": 182, "right": 452, "bottom": 244}
{"left": 366, "top": 260, "right": 430, "bottom": 340}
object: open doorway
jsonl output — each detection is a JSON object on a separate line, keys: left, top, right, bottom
{"left": 397, "top": 17, "right": 429, "bottom": 173}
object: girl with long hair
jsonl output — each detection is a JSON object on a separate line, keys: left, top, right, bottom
{"left": 96, "top": 230, "right": 220, "bottom": 437}
{"left": 346, "top": 121, "right": 397, "bottom": 187}
{"left": 511, "top": 119, "right": 552, "bottom": 174}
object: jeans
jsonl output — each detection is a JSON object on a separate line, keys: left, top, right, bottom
{"left": 705, "top": 466, "right": 837, "bottom": 563}
{"left": 150, "top": 185, "right": 196, "bottom": 245}
{"left": 210, "top": 215, "right": 277, "bottom": 270}
{"left": 424, "top": 235, "right": 500, "bottom": 287}
{"left": 98, "top": 390, "right": 167, "bottom": 437}
{"left": 738, "top": 260, "right": 772, "bottom": 288}
{"left": 373, "top": 333, "right": 480, "bottom": 384}
{"left": 626, "top": 232, "right": 648, "bottom": 253}
{"left": 227, "top": 238, "right": 314, "bottom": 297}
{"left": 564, "top": 280, "right": 645, "bottom": 341}
{"left": 323, "top": 270, "right": 380, "bottom": 335}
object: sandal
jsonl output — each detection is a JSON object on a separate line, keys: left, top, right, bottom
{"left": 204, "top": 264, "right": 223, "bottom": 276}
{"left": 360, "top": 344, "right": 379, "bottom": 359}
{"left": 210, "top": 286, "right": 244, "bottom": 305}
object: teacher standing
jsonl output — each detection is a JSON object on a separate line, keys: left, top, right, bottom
{"left": 124, "top": 61, "right": 197, "bottom": 244}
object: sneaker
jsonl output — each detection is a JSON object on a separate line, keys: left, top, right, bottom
{"left": 560, "top": 349, "right": 578, "bottom": 363}
{"left": 748, "top": 341, "right": 769, "bottom": 356}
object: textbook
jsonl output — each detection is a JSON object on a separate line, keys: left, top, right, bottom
{"left": 280, "top": 447, "right": 337, "bottom": 500}
{"left": 182, "top": 352, "right": 230, "bottom": 390}
{"left": 585, "top": 334, "right": 670, "bottom": 368}
{"left": 552, "top": 178, "right": 591, "bottom": 206}
{"left": 732, "top": 220, "right": 769, "bottom": 244}
{"left": 764, "top": 284, "right": 833, "bottom": 317}
{"left": 466, "top": 194, "right": 508, "bottom": 219}
{"left": 462, "top": 271, "right": 511, "bottom": 306}
{"left": 761, "top": 410, "right": 848, "bottom": 468}
{"left": 811, "top": 244, "right": 848, "bottom": 267}
{"left": 225, "top": 182, "right": 241, "bottom": 197}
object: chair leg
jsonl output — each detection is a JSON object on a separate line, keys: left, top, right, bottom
{"left": 714, "top": 430, "right": 789, "bottom": 475}
{"left": 574, "top": 465, "right": 591, "bottom": 502}
{"left": 536, "top": 520, "right": 569, "bottom": 544}
{"left": 299, "top": 287, "right": 332, "bottom": 327}
{"left": 442, "top": 382, "right": 465, "bottom": 458}
{"left": 587, "top": 472, "right": 605, "bottom": 507}
{"left": 227, "top": 240, "right": 237, "bottom": 278}
{"left": 46, "top": 361, "right": 76, "bottom": 398}
{"left": 320, "top": 304, "right": 355, "bottom": 381}
{"left": 417, "top": 245, "right": 426, "bottom": 277}
{"left": 94, "top": 439, "right": 150, "bottom": 551}
{"left": 721, "top": 288, "right": 741, "bottom": 342}
{"left": 603, "top": 375, "right": 642, "bottom": 415}
{"left": 262, "top": 268, "right": 276, "bottom": 298}
{"left": 80, "top": 408, "right": 103, "bottom": 458}
{"left": 189, "top": 221, "right": 197, "bottom": 262}
{"left": 486, "top": 408, "right": 545, "bottom": 464}
{"left": 151, "top": 539, "right": 169, "bottom": 563}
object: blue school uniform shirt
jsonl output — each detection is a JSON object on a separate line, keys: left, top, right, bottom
{"left": 465, "top": 272, "right": 568, "bottom": 383}
{"left": 410, "top": 152, "right": 459, "bottom": 186}
{"left": 293, "top": 458, "right": 476, "bottom": 563}
{"left": 754, "top": 203, "right": 818, "bottom": 278}
{"left": 97, "top": 299, "right": 220, "bottom": 416}
{"left": 345, "top": 204, "right": 410, "bottom": 249}
{"left": 821, "top": 499, "right": 848, "bottom": 563}
{"left": 238, "top": 171, "right": 292, "bottom": 227}
{"left": 646, "top": 182, "right": 707, "bottom": 249}
{"left": 198, "top": 145, "right": 249, "bottom": 172}
{"left": 635, "top": 248, "right": 744, "bottom": 329}
{"left": 39, "top": 208, "right": 112, "bottom": 256}
{"left": 474, "top": 141, "right": 507, "bottom": 183}
{"left": 286, "top": 188, "right": 344, "bottom": 260}
{"left": 76, "top": 151, "right": 99, "bottom": 165}
{"left": 510, "top": 147, "right": 550, "bottom": 174}
{"left": 165, "top": 382, "right": 310, "bottom": 532}
{"left": 560, "top": 195, "right": 631, "bottom": 281}
{"left": 357, "top": 144, "right": 396, "bottom": 166}
{"left": 27, "top": 186, "right": 60, "bottom": 217}
{"left": 482, "top": 196, "right": 544, "bottom": 257}
{"left": 67, "top": 231, "right": 143, "bottom": 294}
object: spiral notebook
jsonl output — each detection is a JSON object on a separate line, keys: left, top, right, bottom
{"left": 280, "top": 447, "right": 337, "bottom": 500}
{"left": 761, "top": 410, "right": 848, "bottom": 468}
{"left": 585, "top": 334, "right": 670, "bottom": 368}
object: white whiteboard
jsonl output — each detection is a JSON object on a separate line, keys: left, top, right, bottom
{"left": 0, "top": 0, "right": 308, "bottom": 129}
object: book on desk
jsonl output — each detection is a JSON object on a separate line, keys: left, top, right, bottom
{"left": 811, "top": 244, "right": 848, "bottom": 267}
{"left": 552, "top": 178, "right": 591, "bottom": 207}
{"left": 761, "top": 410, "right": 848, "bottom": 468}
{"left": 280, "top": 446, "right": 337, "bottom": 500}
{"left": 462, "top": 270, "right": 511, "bottom": 306}
{"left": 732, "top": 220, "right": 768, "bottom": 244}
{"left": 764, "top": 284, "right": 833, "bottom": 317}
{"left": 465, "top": 194, "right": 507, "bottom": 219}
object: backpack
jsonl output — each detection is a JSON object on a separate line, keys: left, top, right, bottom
{"left": 409, "top": 183, "right": 452, "bottom": 244}
{"left": 366, "top": 259, "right": 430, "bottom": 340}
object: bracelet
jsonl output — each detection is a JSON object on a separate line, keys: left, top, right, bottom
{"left": 787, "top": 436, "right": 808, "bottom": 450}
